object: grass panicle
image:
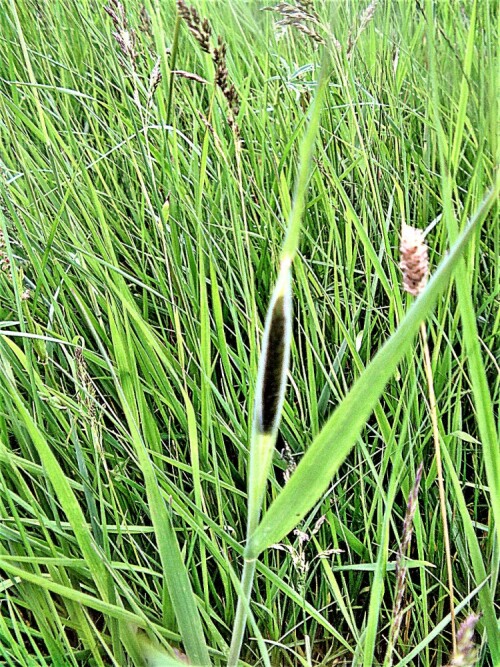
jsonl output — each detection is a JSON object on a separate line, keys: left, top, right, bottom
{"left": 105, "top": 0, "right": 138, "bottom": 64}
{"left": 0, "top": 228, "right": 10, "bottom": 272}
{"left": 176, "top": 0, "right": 212, "bottom": 54}
{"left": 400, "top": 222, "right": 457, "bottom": 649}
{"left": 347, "top": 0, "right": 380, "bottom": 58}
{"left": 177, "top": 0, "right": 240, "bottom": 134}
{"left": 264, "top": 1, "right": 326, "bottom": 45}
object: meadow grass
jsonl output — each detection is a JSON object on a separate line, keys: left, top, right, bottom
{"left": 0, "top": 1, "right": 498, "bottom": 665}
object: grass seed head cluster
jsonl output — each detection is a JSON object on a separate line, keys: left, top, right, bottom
{"left": 177, "top": 0, "right": 240, "bottom": 132}
{"left": 400, "top": 224, "right": 429, "bottom": 296}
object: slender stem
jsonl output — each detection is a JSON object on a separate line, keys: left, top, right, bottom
{"left": 227, "top": 558, "right": 257, "bottom": 666}
{"left": 166, "top": 15, "right": 181, "bottom": 126}
{"left": 420, "top": 321, "right": 456, "bottom": 651}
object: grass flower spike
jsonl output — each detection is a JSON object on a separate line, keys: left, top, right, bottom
{"left": 254, "top": 256, "right": 292, "bottom": 435}
{"left": 227, "top": 256, "right": 293, "bottom": 666}
{"left": 446, "top": 614, "right": 480, "bottom": 667}
{"left": 400, "top": 221, "right": 456, "bottom": 648}
{"left": 400, "top": 223, "right": 429, "bottom": 296}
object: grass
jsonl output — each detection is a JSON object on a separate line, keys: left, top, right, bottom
{"left": 0, "top": 0, "right": 498, "bottom": 665}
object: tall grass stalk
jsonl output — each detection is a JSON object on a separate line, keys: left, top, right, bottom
{"left": 420, "top": 320, "right": 456, "bottom": 651}
{"left": 227, "top": 53, "right": 331, "bottom": 667}
{"left": 400, "top": 222, "right": 456, "bottom": 649}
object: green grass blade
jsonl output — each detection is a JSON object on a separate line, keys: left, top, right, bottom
{"left": 0, "top": 354, "right": 111, "bottom": 602}
{"left": 107, "top": 303, "right": 212, "bottom": 666}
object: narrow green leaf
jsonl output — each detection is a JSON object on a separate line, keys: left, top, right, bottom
{"left": 1, "top": 361, "right": 111, "bottom": 602}
{"left": 0, "top": 558, "right": 178, "bottom": 640}
{"left": 107, "top": 304, "right": 212, "bottom": 666}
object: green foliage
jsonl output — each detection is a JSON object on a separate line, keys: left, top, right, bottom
{"left": 0, "top": 0, "right": 497, "bottom": 665}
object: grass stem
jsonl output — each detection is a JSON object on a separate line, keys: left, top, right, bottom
{"left": 226, "top": 558, "right": 257, "bottom": 667}
{"left": 420, "top": 321, "right": 456, "bottom": 651}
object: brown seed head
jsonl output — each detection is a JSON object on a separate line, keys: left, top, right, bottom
{"left": 104, "top": 0, "right": 127, "bottom": 29}
{"left": 149, "top": 59, "right": 162, "bottom": 91}
{"left": 139, "top": 5, "right": 152, "bottom": 36}
{"left": 265, "top": 2, "right": 325, "bottom": 45}
{"left": 176, "top": 2, "right": 239, "bottom": 132}
{"left": 105, "top": 0, "right": 138, "bottom": 63}
{"left": 400, "top": 224, "right": 429, "bottom": 296}
{"left": 213, "top": 38, "right": 228, "bottom": 90}
{"left": 297, "top": 0, "right": 319, "bottom": 20}
{"left": 176, "top": 0, "right": 212, "bottom": 53}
